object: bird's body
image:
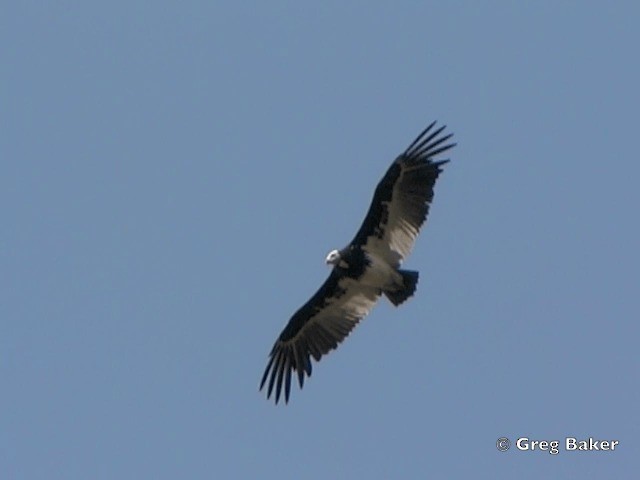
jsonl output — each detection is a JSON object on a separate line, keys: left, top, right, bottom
{"left": 356, "top": 250, "right": 403, "bottom": 292}
{"left": 260, "top": 122, "right": 455, "bottom": 404}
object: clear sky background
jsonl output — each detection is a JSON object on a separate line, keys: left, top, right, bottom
{"left": 3, "top": 2, "right": 639, "bottom": 479}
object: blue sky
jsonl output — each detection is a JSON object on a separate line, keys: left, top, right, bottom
{"left": 3, "top": 2, "right": 639, "bottom": 478}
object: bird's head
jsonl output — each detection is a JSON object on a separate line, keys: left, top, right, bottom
{"left": 325, "top": 249, "right": 341, "bottom": 266}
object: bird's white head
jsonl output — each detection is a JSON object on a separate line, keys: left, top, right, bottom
{"left": 325, "top": 249, "right": 341, "bottom": 266}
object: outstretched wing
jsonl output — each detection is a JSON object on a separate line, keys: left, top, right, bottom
{"left": 351, "top": 122, "right": 455, "bottom": 266}
{"left": 260, "top": 269, "right": 381, "bottom": 404}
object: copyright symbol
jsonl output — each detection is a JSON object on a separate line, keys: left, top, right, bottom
{"left": 496, "top": 437, "right": 510, "bottom": 452}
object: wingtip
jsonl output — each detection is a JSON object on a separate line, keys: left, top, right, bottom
{"left": 404, "top": 122, "right": 456, "bottom": 159}
{"left": 404, "top": 120, "right": 438, "bottom": 154}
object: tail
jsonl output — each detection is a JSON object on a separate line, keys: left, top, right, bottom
{"left": 384, "top": 270, "right": 419, "bottom": 306}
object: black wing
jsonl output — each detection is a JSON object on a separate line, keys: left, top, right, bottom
{"left": 351, "top": 122, "right": 455, "bottom": 266}
{"left": 260, "top": 269, "right": 380, "bottom": 404}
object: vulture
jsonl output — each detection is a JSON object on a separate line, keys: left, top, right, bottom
{"left": 260, "top": 121, "right": 455, "bottom": 404}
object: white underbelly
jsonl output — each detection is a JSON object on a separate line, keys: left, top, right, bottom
{"left": 360, "top": 252, "right": 399, "bottom": 289}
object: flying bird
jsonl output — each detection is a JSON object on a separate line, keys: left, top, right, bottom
{"left": 260, "top": 121, "right": 455, "bottom": 404}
